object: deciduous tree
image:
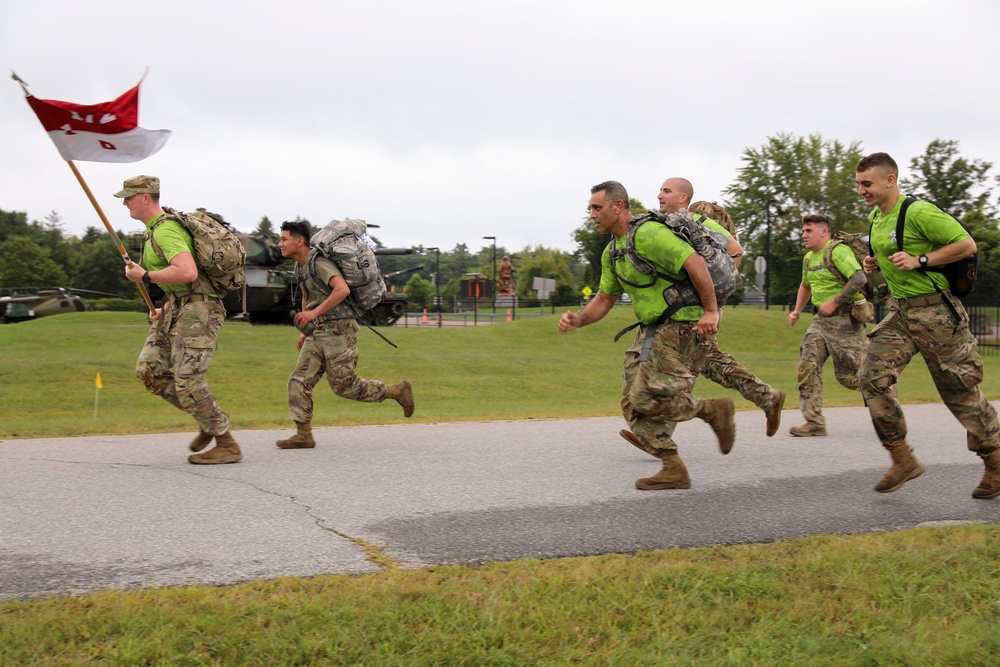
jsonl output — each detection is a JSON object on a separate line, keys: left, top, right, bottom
{"left": 900, "top": 139, "right": 995, "bottom": 220}
{"left": 0, "top": 236, "right": 68, "bottom": 288}
{"left": 722, "top": 133, "right": 867, "bottom": 304}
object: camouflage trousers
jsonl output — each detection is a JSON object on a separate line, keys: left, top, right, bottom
{"left": 860, "top": 296, "right": 1000, "bottom": 452}
{"left": 287, "top": 318, "right": 387, "bottom": 424}
{"left": 621, "top": 320, "right": 713, "bottom": 453}
{"left": 701, "top": 339, "right": 776, "bottom": 410}
{"left": 797, "top": 311, "right": 865, "bottom": 427}
{"left": 135, "top": 298, "right": 230, "bottom": 436}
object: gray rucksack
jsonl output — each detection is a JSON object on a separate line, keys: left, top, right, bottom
{"left": 307, "top": 218, "right": 386, "bottom": 311}
{"left": 609, "top": 210, "right": 741, "bottom": 358}
{"left": 306, "top": 218, "right": 396, "bottom": 347}
{"left": 609, "top": 210, "right": 741, "bottom": 320}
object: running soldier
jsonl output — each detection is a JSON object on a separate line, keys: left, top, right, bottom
{"left": 274, "top": 221, "right": 414, "bottom": 449}
{"left": 657, "top": 177, "right": 785, "bottom": 437}
{"left": 118, "top": 175, "right": 242, "bottom": 465}
{"left": 857, "top": 152, "right": 1000, "bottom": 499}
{"left": 787, "top": 214, "right": 869, "bottom": 436}
{"left": 559, "top": 180, "right": 736, "bottom": 491}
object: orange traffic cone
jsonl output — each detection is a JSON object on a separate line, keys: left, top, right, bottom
{"left": 506, "top": 309, "right": 512, "bottom": 322}
{"left": 421, "top": 308, "right": 428, "bottom": 324}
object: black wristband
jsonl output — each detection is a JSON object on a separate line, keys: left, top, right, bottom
{"left": 918, "top": 254, "right": 929, "bottom": 268}
{"left": 142, "top": 270, "right": 151, "bottom": 285}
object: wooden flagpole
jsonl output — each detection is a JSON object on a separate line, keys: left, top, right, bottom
{"left": 66, "top": 160, "right": 157, "bottom": 312}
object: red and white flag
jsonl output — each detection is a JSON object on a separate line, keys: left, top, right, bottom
{"left": 16, "top": 72, "right": 171, "bottom": 163}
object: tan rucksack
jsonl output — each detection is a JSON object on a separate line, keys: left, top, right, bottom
{"left": 688, "top": 200, "right": 736, "bottom": 236}
{"left": 823, "top": 231, "right": 889, "bottom": 304}
{"left": 148, "top": 207, "right": 247, "bottom": 303}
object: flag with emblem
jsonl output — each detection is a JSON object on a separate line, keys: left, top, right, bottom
{"left": 14, "top": 71, "right": 171, "bottom": 163}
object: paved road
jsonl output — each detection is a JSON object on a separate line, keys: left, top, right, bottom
{"left": 2, "top": 403, "right": 998, "bottom": 601}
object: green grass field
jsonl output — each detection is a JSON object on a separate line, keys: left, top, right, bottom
{"left": 3, "top": 307, "right": 997, "bottom": 439}
{"left": 2, "top": 309, "right": 998, "bottom": 665}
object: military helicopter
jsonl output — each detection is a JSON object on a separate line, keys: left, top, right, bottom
{"left": 0, "top": 287, "right": 92, "bottom": 323}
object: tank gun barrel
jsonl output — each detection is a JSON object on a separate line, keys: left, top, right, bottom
{"left": 374, "top": 248, "right": 415, "bottom": 256}
{"left": 383, "top": 265, "right": 425, "bottom": 280}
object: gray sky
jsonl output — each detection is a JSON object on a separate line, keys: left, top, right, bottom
{"left": 2, "top": 0, "right": 997, "bottom": 253}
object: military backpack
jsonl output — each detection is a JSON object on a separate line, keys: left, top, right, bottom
{"left": 147, "top": 207, "right": 248, "bottom": 310}
{"left": 890, "top": 196, "right": 979, "bottom": 298}
{"left": 609, "top": 210, "right": 742, "bottom": 358}
{"left": 688, "top": 200, "right": 737, "bottom": 236}
{"left": 305, "top": 218, "right": 396, "bottom": 347}
{"left": 822, "top": 231, "right": 890, "bottom": 304}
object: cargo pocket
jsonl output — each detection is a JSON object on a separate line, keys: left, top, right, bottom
{"left": 936, "top": 346, "right": 983, "bottom": 390}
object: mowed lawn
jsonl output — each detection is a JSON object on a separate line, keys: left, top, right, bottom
{"left": 4, "top": 307, "right": 999, "bottom": 439}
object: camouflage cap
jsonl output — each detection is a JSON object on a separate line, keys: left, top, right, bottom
{"left": 114, "top": 175, "right": 160, "bottom": 198}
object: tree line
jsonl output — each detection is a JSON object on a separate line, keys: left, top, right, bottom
{"left": 573, "top": 137, "right": 1000, "bottom": 307}
{"left": 2, "top": 136, "right": 997, "bottom": 311}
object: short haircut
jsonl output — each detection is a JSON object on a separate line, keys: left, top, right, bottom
{"left": 591, "top": 180, "right": 629, "bottom": 206}
{"left": 802, "top": 213, "right": 831, "bottom": 230}
{"left": 280, "top": 220, "right": 311, "bottom": 245}
{"left": 857, "top": 152, "right": 898, "bottom": 176}
{"left": 668, "top": 177, "right": 694, "bottom": 201}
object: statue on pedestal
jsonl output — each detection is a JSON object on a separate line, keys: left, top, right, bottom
{"left": 498, "top": 255, "right": 515, "bottom": 296}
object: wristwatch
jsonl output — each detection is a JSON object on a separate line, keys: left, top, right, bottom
{"left": 142, "top": 270, "right": 151, "bottom": 285}
{"left": 918, "top": 254, "right": 929, "bottom": 268}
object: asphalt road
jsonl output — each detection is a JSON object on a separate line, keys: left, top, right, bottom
{"left": 2, "top": 403, "right": 998, "bottom": 601}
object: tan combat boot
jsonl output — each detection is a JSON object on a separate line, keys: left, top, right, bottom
{"left": 635, "top": 450, "right": 691, "bottom": 490}
{"left": 386, "top": 380, "right": 415, "bottom": 418}
{"left": 189, "top": 429, "right": 213, "bottom": 453}
{"left": 765, "top": 389, "right": 786, "bottom": 437}
{"left": 188, "top": 430, "right": 242, "bottom": 465}
{"left": 972, "top": 447, "right": 1000, "bottom": 500}
{"left": 697, "top": 397, "right": 736, "bottom": 454}
{"left": 619, "top": 429, "right": 659, "bottom": 457}
{"left": 874, "top": 440, "right": 924, "bottom": 493}
{"left": 789, "top": 423, "right": 827, "bottom": 437}
{"left": 276, "top": 422, "right": 315, "bottom": 449}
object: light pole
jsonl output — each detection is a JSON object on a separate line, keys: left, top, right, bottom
{"left": 764, "top": 199, "right": 777, "bottom": 310}
{"left": 483, "top": 236, "right": 496, "bottom": 311}
{"left": 427, "top": 247, "right": 441, "bottom": 328}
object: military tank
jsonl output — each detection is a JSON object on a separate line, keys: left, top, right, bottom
{"left": 224, "top": 234, "right": 420, "bottom": 327}
{"left": 361, "top": 262, "right": 423, "bottom": 326}
{"left": 224, "top": 232, "right": 295, "bottom": 323}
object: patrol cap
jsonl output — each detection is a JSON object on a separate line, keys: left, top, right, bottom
{"left": 114, "top": 175, "right": 160, "bottom": 198}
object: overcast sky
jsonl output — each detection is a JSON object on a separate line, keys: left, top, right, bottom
{"left": 2, "top": 0, "right": 997, "bottom": 254}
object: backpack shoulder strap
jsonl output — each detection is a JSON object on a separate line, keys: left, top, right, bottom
{"left": 822, "top": 240, "right": 847, "bottom": 284}
{"left": 607, "top": 216, "right": 673, "bottom": 289}
{"left": 143, "top": 215, "right": 171, "bottom": 265}
{"left": 895, "top": 196, "right": 917, "bottom": 253}
{"left": 867, "top": 209, "right": 877, "bottom": 257}
{"left": 305, "top": 250, "right": 334, "bottom": 295}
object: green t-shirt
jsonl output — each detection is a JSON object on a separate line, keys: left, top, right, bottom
{"left": 599, "top": 218, "right": 730, "bottom": 324}
{"left": 141, "top": 213, "right": 195, "bottom": 294}
{"left": 802, "top": 241, "right": 864, "bottom": 307}
{"left": 870, "top": 197, "right": 969, "bottom": 298}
